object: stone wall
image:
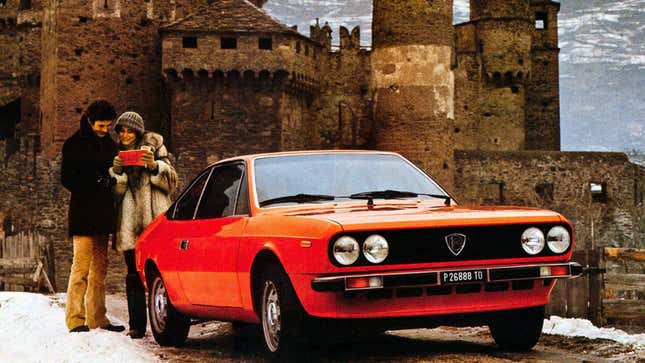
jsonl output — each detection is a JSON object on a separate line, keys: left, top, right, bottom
{"left": 162, "top": 32, "right": 320, "bottom": 82}
{"left": 166, "top": 75, "right": 292, "bottom": 188}
{"left": 0, "top": 137, "right": 126, "bottom": 292}
{"left": 526, "top": 0, "right": 560, "bottom": 150}
{"left": 0, "top": 2, "right": 41, "bottom": 135}
{"left": 40, "top": 0, "right": 168, "bottom": 156}
{"left": 455, "top": 150, "right": 645, "bottom": 250}
{"left": 310, "top": 26, "right": 372, "bottom": 149}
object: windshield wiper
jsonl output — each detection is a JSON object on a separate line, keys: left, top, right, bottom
{"left": 349, "top": 190, "right": 451, "bottom": 206}
{"left": 350, "top": 190, "right": 418, "bottom": 200}
{"left": 259, "top": 193, "right": 336, "bottom": 207}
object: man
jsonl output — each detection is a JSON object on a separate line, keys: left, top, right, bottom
{"left": 61, "top": 100, "right": 125, "bottom": 333}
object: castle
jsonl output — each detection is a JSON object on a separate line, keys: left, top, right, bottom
{"left": 0, "top": 0, "right": 643, "bottom": 322}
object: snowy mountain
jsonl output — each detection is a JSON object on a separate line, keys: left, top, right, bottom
{"left": 263, "top": 0, "right": 644, "bottom": 153}
{"left": 558, "top": 0, "right": 644, "bottom": 152}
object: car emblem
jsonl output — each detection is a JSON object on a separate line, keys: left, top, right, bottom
{"left": 445, "top": 233, "right": 467, "bottom": 256}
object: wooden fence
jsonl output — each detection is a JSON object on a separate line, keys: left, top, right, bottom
{"left": 602, "top": 248, "right": 645, "bottom": 328}
{"left": 548, "top": 247, "right": 644, "bottom": 328}
{"left": 0, "top": 232, "right": 55, "bottom": 293}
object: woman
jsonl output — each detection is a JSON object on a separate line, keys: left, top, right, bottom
{"left": 109, "top": 111, "right": 177, "bottom": 339}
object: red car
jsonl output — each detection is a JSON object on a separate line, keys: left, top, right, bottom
{"left": 135, "top": 150, "right": 582, "bottom": 356}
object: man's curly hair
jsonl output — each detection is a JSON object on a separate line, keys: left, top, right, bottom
{"left": 85, "top": 100, "right": 116, "bottom": 124}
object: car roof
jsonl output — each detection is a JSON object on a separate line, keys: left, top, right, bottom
{"left": 211, "top": 150, "right": 401, "bottom": 167}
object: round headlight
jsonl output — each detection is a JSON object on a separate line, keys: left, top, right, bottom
{"left": 333, "top": 236, "right": 360, "bottom": 266}
{"left": 547, "top": 226, "right": 571, "bottom": 253}
{"left": 363, "top": 235, "right": 389, "bottom": 264}
{"left": 521, "top": 227, "right": 545, "bottom": 255}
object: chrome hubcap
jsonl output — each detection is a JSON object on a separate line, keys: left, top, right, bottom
{"left": 262, "top": 281, "right": 281, "bottom": 352}
{"left": 153, "top": 279, "right": 168, "bottom": 331}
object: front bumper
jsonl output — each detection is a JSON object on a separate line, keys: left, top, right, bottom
{"left": 311, "top": 262, "right": 583, "bottom": 292}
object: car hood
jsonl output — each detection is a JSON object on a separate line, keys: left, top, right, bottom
{"left": 282, "top": 203, "right": 565, "bottom": 231}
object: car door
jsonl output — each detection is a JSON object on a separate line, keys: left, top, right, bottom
{"left": 180, "top": 162, "right": 248, "bottom": 307}
{"left": 164, "top": 168, "right": 212, "bottom": 302}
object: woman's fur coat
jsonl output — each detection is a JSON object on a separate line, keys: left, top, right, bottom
{"left": 109, "top": 132, "right": 177, "bottom": 252}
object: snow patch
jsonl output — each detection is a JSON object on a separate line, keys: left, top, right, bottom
{"left": 0, "top": 292, "right": 159, "bottom": 363}
{"left": 543, "top": 316, "right": 645, "bottom": 348}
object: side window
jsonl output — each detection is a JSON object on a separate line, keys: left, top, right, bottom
{"left": 195, "top": 163, "right": 244, "bottom": 219}
{"left": 172, "top": 169, "right": 211, "bottom": 220}
{"left": 235, "top": 171, "right": 250, "bottom": 216}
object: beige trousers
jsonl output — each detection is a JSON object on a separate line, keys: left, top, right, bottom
{"left": 65, "top": 235, "right": 111, "bottom": 330}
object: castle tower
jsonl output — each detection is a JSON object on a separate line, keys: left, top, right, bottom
{"left": 371, "top": 0, "right": 455, "bottom": 189}
{"left": 526, "top": 0, "right": 560, "bottom": 150}
{"left": 161, "top": 0, "right": 321, "bottom": 184}
{"left": 39, "top": 0, "right": 209, "bottom": 156}
{"left": 468, "top": 0, "right": 533, "bottom": 151}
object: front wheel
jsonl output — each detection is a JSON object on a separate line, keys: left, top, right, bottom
{"left": 258, "top": 265, "right": 307, "bottom": 359}
{"left": 148, "top": 272, "right": 190, "bottom": 347}
{"left": 489, "top": 306, "right": 545, "bottom": 351}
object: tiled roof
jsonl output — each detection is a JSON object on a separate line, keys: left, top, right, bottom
{"left": 162, "top": 0, "right": 298, "bottom": 35}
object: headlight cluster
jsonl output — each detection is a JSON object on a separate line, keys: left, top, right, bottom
{"left": 332, "top": 234, "right": 389, "bottom": 265}
{"left": 521, "top": 226, "right": 570, "bottom": 255}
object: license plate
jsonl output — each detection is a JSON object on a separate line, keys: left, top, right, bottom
{"left": 440, "top": 269, "right": 487, "bottom": 284}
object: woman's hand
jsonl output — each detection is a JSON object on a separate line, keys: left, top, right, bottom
{"left": 113, "top": 155, "right": 123, "bottom": 175}
{"left": 141, "top": 150, "right": 158, "bottom": 172}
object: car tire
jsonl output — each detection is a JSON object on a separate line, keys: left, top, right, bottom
{"left": 257, "top": 265, "right": 307, "bottom": 359}
{"left": 148, "top": 271, "right": 190, "bottom": 347}
{"left": 489, "top": 305, "right": 545, "bottom": 351}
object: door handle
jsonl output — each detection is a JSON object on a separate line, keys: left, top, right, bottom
{"left": 180, "top": 240, "right": 190, "bottom": 250}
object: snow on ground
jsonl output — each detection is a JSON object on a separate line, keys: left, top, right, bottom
{"left": 1, "top": 292, "right": 644, "bottom": 362}
{"left": 0, "top": 292, "right": 159, "bottom": 363}
{"left": 543, "top": 316, "right": 645, "bottom": 348}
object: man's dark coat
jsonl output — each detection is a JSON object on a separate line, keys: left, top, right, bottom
{"left": 61, "top": 117, "right": 117, "bottom": 236}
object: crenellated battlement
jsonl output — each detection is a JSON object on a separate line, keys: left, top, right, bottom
{"left": 163, "top": 68, "right": 319, "bottom": 93}
{"left": 339, "top": 26, "right": 361, "bottom": 51}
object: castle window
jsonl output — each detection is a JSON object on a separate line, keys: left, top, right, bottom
{"left": 259, "top": 37, "right": 272, "bottom": 50}
{"left": 221, "top": 37, "right": 237, "bottom": 49}
{"left": 92, "top": 0, "right": 120, "bottom": 18}
{"left": 0, "top": 99, "right": 20, "bottom": 141}
{"left": 482, "top": 182, "right": 505, "bottom": 205}
{"left": 305, "top": 45, "right": 309, "bottom": 56}
{"left": 19, "top": 0, "right": 31, "bottom": 10}
{"left": 535, "top": 183, "right": 554, "bottom": 202}
{"left": 0, "top": 1, "right": 6, "bottom": 8}
{"left": 182, "top": 37, "right": 197, "bottom": 49}
{"left": 590, "top": 182, "right": 607, "bottom": 203}
{"left": 535, "top": 12, "right": 547, "bottom": 30}
{"left": 296, "top": 41, "right": 301, "bottom": 54}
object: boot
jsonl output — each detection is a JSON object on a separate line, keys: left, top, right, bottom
{"left": 126, "top": 272, "right": 147, "bottom": 334}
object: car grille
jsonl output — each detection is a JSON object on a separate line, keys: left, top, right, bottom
{"left": 345, "top": 279, "right": 554, "bottom": 301}
{"left": 331, "top": 223, "right": 571, "bottom": 267}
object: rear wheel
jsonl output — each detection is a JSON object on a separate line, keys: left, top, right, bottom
{"left": 257, "top": 265, "right": 307, "bottom": 359}
{"left": 148, "top": 271, "right": 190, "bottom": 347}
{"left": 489, "top": 306, "right": 545, "bottom": 351}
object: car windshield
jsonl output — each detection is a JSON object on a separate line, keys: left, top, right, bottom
{"left": 253, "top": 153, "right": 446, "bottom": 207}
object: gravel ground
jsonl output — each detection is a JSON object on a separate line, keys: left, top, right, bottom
{"left": 106, "top": 294, "right": 644, "bottom": 363}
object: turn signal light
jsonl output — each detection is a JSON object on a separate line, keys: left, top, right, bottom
{"left": 540, "top": 266, "right": 569, "bottom": 277}
{"left": 346, "top": 276, "right": 383, "bottom": 290}
{"left": 550, "top": 265, "right": 570, "bottom": 276}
